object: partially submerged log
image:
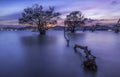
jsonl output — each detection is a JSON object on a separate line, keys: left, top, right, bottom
{"left": 83, "top": 56, "right": 97, "bottom": 71}
{"left": 74, "top": 44, "right": 97, "bottom": 71}
{"left": 74, "top": 44, "right": 88, "bottom": 51}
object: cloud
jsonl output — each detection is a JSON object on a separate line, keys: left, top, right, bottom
{"left": 111, "top": 0, "right": 119, "bottom": 5}
{"left": 0, "top": 12, "right": 21, "bottom": 25}
{"left": 0, "top": 12, "right": 21, "bottom": 21}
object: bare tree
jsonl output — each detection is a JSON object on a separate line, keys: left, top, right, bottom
{"left": 19, "top": 4, "right": 60, "bottom": 35}
{"left": 64, "top": 11, "right": 87, "bottom": 33}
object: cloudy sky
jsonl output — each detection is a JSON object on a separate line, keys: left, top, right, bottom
{"left": 0, "top": 0, "right": 120, "bottom": 25}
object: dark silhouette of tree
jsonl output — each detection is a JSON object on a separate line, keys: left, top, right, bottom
{"left": 114, "top": 18, "right": 120, "bottom": 33}
{"left": 64, "top": 11, "right": 87, "bottom": 33}
{"left": 19, "top": 4, "right": 60, "bottom": 35}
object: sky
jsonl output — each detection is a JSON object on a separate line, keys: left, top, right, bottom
{"left": 0, "top": 0, "right": 120, "bottom": 25}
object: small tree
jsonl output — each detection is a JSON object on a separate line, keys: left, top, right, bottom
{"left": 19, "top": 4, "right": 60, "bottom": 35}
{"left": 114, "top": 18, "right": 120, "bottom": 33}
{"left": 64, "top": 11, "right": 87, "bottom": 33}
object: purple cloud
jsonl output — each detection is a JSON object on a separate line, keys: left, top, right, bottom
{"left": 111, "top": 0, "right": 119, "bottom": 5}
{"left": 0, "top": 12, "right": 21, "bottom": 21}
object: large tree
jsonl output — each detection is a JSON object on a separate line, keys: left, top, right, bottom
{"left": 64, "top": 11, "right": 87, "bottom": 33}
{"left": 19, "top": 4, "right": 60, "bottom": 35}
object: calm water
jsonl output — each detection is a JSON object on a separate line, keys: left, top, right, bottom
{"left": 0, "top": 30, "right": 120, "bottom": 77}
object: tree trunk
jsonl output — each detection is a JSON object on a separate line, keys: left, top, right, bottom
{"left": 38, "top": 27, "right": 46, "bottom": 35}
{"left": 39, "top": 30, "right": 46, "bottom": 35}
{"left": 38, "top": 22, "right": 46, "bottom": 35}
{"left": 115, "top": 29, "right": 119, "bottom": 33}
{"left": 71, "top": 27, "right": 75, "bottom": 33}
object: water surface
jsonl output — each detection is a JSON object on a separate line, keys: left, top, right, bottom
{"left": 0, "top": 30, "right": 120, "bottom": 77}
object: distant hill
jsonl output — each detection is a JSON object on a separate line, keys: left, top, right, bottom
{"left": 51, "top": 26, "right": 65, "bottom": 30}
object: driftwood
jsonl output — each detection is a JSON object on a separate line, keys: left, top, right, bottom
{"left": 74, "top": 44, "right": 96, "bottom": 58}
{"left": 83, "top": 56, "right": 97, "bottom": 71}
{"left": 74, "top": 44, "right": 97, "bottom": 71}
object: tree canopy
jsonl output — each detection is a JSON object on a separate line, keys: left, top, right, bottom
{"left": 19, "top": 4, "right": 61, "bottom": 34}
{"left": 64, "top": 11, "right": 87, "bottom": 33}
